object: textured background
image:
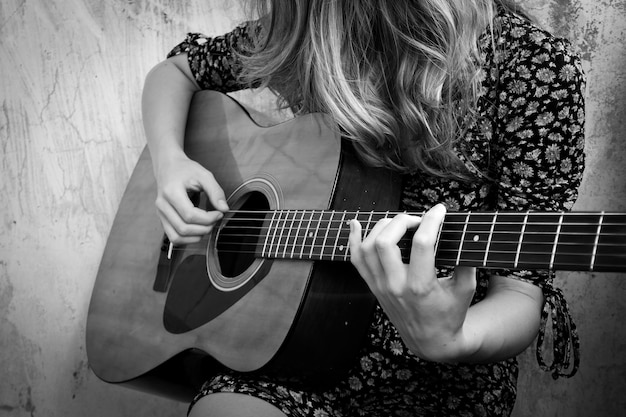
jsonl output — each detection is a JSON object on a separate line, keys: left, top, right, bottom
{"left": 1, "top": 0, "right": 624, "bottom": 416}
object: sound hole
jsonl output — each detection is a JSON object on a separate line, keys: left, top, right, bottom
{"left": 216, "top": 191, "right": 269, "bottom": 277}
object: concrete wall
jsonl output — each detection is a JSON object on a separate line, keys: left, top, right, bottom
{"left": 0, "top": 0, "right": 624, "bottom": 416}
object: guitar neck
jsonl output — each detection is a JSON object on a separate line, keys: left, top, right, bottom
{"left": 230, "top": 210, "right": 626, "bottom": 272}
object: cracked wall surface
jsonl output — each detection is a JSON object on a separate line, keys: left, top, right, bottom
{"left": 0, "top": 0, "right": 624, "bottom": 416}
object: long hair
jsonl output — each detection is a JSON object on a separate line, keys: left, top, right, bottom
{"left": 238, "top": 0, "right": 526, "bottom": 178}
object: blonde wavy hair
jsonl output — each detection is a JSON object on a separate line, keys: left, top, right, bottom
{"left": 239, "top": 0, "right": 526, "bottom": 178}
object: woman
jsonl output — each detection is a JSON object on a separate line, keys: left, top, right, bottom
{"left": 142, "top": 0, "right": 585, "bottom": 415}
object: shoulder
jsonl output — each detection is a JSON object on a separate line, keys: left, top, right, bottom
{"left": 491, "top": 9, "right": 584, "bottom": 86}
{"left": 167, "top": 20, "right": 261, "bottom": 59}
{"left": 166, "top": 20, "right": 263, "bottom": 92}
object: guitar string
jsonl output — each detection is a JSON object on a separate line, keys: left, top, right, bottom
{"left": 167, "top": 244, "right": 625, "bottom": 269}
{"left": 170, "top": 234, "right": 626, "bottom": 258}
{"left": 221, "top": 209, "right": 626, "bottom": 217}
{"left": 169, "top": 239, "right": 626, "bottom": 258}
{"left": 167, "top": 214, "right": 626, "bottom": 253}
{"left": 223, "top": 209, "right": 626, "bottom": 215}
{"left": 175, "top": 227, "right": 626, "bottom": 246}
{"left": 194, "top": 217, "right": 626, "bottom": 240}
{"left": 209, "top": 225, "right": 626, "bottom": 239}
{"left": 165, "top": 210, "right": 626, "bottom": 265}
{"left": 213, "top": 213, "right": 626, "bottom": 226}
{"left": 210, "top": 212, "right": 626, "bottom": 229}
{"left": 205, "top": 213, "right": 626, "bottom": 233}
{"left": 177, "top": 237, "right": 626, "bottom": 250}
{"left": 205, "top": 241, "right": 626, "bottom": 257}
{"left": 169, "top": 237, "right": 626, "bottom": 257}
{"left": 168, "top": 220, "right": 626, "bottom": 261}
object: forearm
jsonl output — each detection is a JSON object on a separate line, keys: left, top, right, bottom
{"left": 140, "top": 54, "right": 229, "bottom": 244}
{"left": 456, "top": 275, "right": 544, "bottom": 363}
{"left": 142, "top": 53, "right": 200, "bottom": 175}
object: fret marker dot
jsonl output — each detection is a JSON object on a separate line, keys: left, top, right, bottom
{"left": 473, "top": 235, "right": 480, "bottom": 242}
{"left": 308, "top": 232, "right": 314, "bottom": 238}
{"left": 339, "top": 245, "right": 345, "bottom": 252}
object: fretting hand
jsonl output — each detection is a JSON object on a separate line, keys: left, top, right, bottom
{"left": 348, "top": 204, "right": 479, "bottom": 362}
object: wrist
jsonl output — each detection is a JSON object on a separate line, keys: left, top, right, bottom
{"left": 149, "top": 144, "right": 187, "bottom": 179}
{"left": 411, "top": 325, "right": 483, "bottom": 363}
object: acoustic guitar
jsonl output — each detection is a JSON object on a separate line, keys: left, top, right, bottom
{"left": 86, "top": 91, "right": 626, "bottom": 401}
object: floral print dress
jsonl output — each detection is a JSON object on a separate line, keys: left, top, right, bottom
{"left": 167, "top": 6, "right": 585, "bottom": 417}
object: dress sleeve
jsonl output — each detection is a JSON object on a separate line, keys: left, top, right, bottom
{"left": 490, "top": 21, "right": 586, "bottom": 378}
{"left": 167, "top": 21, "right": 261, "bottom": 92}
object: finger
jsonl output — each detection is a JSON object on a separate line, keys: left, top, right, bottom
{"left": 157, "top": 196, "right": 218, "bottom": 237}
{"left": 162, "top": 185, "right": 223, "bottom": 227}
{"left": 349, "top": 217, "right": 393, "bottom": 293}
{"left": 451, "top": 266, "right": 477, "bottom": 295}
{"left": 408, "top": 203, "right": 447, "bottom": 289}
{"left": 373, "top": 214, "right": 421, "bottom": 293}
{"left": 358, "top": 216, "right": 393, "bottom": 255}
{"left": 159, "top": 214, "right": 204, "bottom": 245}
{"left": 359, "top": 217, "right": 394, "bottom": 280}
{"left": 196, "top": 170, "right": 229, "bottom": 212}
{"left": 348, "top": 218, "right": 368, "bottom": 277}
{"left": 373, "top": 213, "right": 421, "bottom": 259}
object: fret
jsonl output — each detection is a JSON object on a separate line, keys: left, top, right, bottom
{"left": 549, "top": 213, "right": 564, "bottom": 270}
{"left": 433, "top": 213, "right": 443, "bottom": 259}
{"left": 343, "top": 211, "right": 359, "bottom": 261}
{"left": 323, "top": 211, "right": 340, "bottom": 261}
{"left": 483, "top": 212, "right": 498, "bottom": 267}
{"left": 289, "top": 210, "right": 306, "bottom": 259}
{"left": 590, "top": 212, "right": 604, "bottom": 271}
{"left": 262, "top": 210, "right": 280, "bottom": 257}
{"left": 458, "top": 213, "right": 493, "bottom": 267}
{"left": 363, "top": 211, "right": 375, "bottom": 239}
{"left": 299, "top": 210, "right": 315, "bottom": 259}
{"left": 484, "top": 213, "right": 525, "bottom": 268}
{"left": 436, "top": 213, "right": 466, "bottom": 267}
{"left": 273, "top": 210, "right": 291, "bottom": 258}
{"left": 320, "top": 210, "right": 336, "bottom": 260}
{"left": 373, "top": 210, "right": 391, "bottom": 236}
{"left": 315, "top": 210, "right": 334, "bottom": 260}
{"left": 455, "top": 212, "right": 471, "bottom": 266}
{"left": 553, "top": 213, "right": 599, "bottom": 270}
{"left": 514, "top": 212, "right": 529, "bottom": 269}
{"left": 594, "top": 213, "right": 626, "bottom": 272}
{"left": 282, "top": 210, "right": 298, "bottom": 259}
{"left": 516, "top": 213, "right": 560, "bottom": 269}
{"left": 308, "top": 210, "right": 326, "bottom": 259}
{"left": 329, "top": 211, "right": 348, "bottom": 261}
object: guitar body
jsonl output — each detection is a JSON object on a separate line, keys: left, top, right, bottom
{"left": 86, "top": 91, "right": 401, "bottom": 400}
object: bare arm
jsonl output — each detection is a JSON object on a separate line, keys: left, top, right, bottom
{"left": 461, "top": 274, "right": 543, "bottom": 363}
{"left": 142, "top": 54, "right": 199, "bottom": 171}
{"left": 349, "top": 205, "right": 544, "bottom": 364}
{"left": 142, "top": 54, "right": 228, "bottom": 244}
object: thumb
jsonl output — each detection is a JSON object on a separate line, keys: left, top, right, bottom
{"left": 452, "top": 266, "right": 477, "bottom": 295}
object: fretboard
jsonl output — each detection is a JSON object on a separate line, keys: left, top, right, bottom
{"left": 224, "top": 210, "right": 626, "bottom": 272}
